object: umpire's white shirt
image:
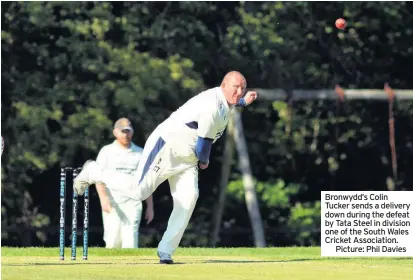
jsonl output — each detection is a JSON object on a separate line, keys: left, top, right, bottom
{"left": 96, "top": 141, "right": 143, "bottom": 204}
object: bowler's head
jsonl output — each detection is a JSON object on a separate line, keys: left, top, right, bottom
{"left": 220, "top": 71, "right": 247, "bottom": 105}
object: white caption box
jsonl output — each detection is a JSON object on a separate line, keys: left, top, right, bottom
{"left": 321, "top": 191, "right": 413, "bottom": 257}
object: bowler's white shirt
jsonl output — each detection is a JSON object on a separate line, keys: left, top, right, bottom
{"left": 96, "top": 141, "right": 143, "bottom": 203}
{"left": 159, "top": 87, "right": 232, "bottom": 162}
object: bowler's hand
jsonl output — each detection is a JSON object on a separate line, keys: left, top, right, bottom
{"left": 198, "top": 162, "right": 209, "bottom": 170}
{"left": 100, "top": 196, "right": 112, "bottom": 213}
{"left": 145, "top": 207, "right": 154, "bottom": 224}
{"left": 244, "top": 91, "right": 258, "bottom": 105}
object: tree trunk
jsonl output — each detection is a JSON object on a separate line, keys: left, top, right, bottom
{"left": 209, "top": 113, "right": 235, "bottom": 247}
{"left": 232, "top": 109, "right": 266, "bottom": 247}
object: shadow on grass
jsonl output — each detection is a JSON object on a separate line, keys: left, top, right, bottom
{"left": 3, "top": 256, "right": 411, "bottom": 267}
{"left": 203, "top": 258, "right": 314, "bottom": 264}
{"left": 3, "top": 262, "right": 155, "bottom": 266}
{"left": 2, "top": 258, "right": 316, "bottom": 266}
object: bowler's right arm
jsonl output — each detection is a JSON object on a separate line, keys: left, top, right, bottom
{"left": 195, "top": 106, "right": 218, "bottom": 169}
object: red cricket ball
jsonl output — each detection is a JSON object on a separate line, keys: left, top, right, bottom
{"left": 335, "top": 18, "right": 346, "bottom": 30}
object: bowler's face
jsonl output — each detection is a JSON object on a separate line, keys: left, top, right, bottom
{"left": 224, "top": 76, "right": 246, "bottom": 105}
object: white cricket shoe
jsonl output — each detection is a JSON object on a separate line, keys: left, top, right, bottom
{"left": 73, "top": 160, "right": 101, "bottom": 196}
{"left": 157, "top": 251, "right": 174, "bottom": 264}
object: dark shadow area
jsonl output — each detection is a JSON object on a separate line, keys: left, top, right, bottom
{"left": 4, "top": 256, "right": 410, "bottom": 267}
{"left": 2, "top": 262, "right": 157, "bottom": 266}
{"left": 203, "top": 258, "right": 314, "bottom": 264}
{"left": 2, "top": 258, "right": 315, "bottom": 266}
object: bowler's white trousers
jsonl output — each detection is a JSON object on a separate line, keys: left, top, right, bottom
{"left": 99, "top": 124, "right": 199, "bottom": 255}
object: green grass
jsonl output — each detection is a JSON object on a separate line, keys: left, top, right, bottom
{"left": 2, "top": 247, "right": 412, "bottom": 280}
